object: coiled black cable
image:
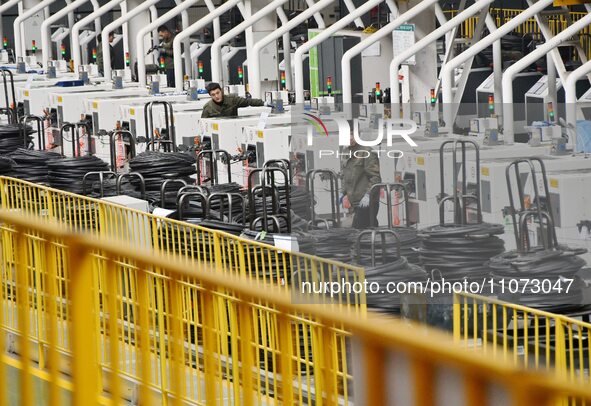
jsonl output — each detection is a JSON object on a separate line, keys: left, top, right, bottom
{"left": 361, "top": 258, "right": 428, "bottom": 315}
{"left": 0, "top": 156, "right": 15, "bottom": 175}
{"left": 355, "top": 227, "right": 421, "bottom": 265}
{"left": 47, "top": 155, "right": 109, "bottom": 194}
{"left": 419, "top": 223, "right": 505, "bottom": 280}
{"left": 7, "top": 148, "right": 63, "bottom": 183}
{"left": 488, "top": 246, "right": 588, "bottom": 313}
{"left": 300, "top": 227, "right": 358, "bottom": 263}
{"left": 129, "top": 151, "right": 196, "bottom": 206}
{"left": 0, "top": 124, "right": 32, "bottom": 154}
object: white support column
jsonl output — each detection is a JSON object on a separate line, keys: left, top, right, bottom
{"left": 72, "top": 0, "right": 124, "bottom": 71}
{"left": 399, "top": 0, "right": 437, "bottom": 104}
{"left": 103, "top": 0, "right": 159, "bottom": 80}
{"left": 502, "top": 11, "right": 591, "bottom": 143}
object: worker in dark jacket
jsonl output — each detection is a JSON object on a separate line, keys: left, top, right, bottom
{"left": 157, "top": 25, "right": 176, "bottom": 87}
{"left": 341, "top": 128, "right": 382, "bottom": 229}
{"left": 202, "top": 82, "right": 266, "bottom": 118}
{"left": 96, "top": 32, "right": 115, "bottom": 75}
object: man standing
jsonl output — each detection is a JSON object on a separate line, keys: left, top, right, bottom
{"left": 157, "top": 25, "right": 176, "bottom": 87}
{"left": 341, "top": 127, "right": 382, "bottom": 229}
{"left": 96, "top": 32, "right": 115, "bottom": 75}
{"left": 202, "top": 82, "right": 266, "bottom": 118}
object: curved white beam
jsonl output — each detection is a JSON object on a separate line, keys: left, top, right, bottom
{"left": 137, "top": 0, "right": 201, "bottom": 86}
{"left": 306, "top": 0, "right": 325, "bottom": 29}
{"left": 276, "top": 6, "right": 293, "bottom": 90}
{"left": 0, "top": 0, "right": 23, "bottom": 41}
{"left": 441, "top": 0, "right": 555, "bottom": 130}
{"left": 210, "top": 0, "right": 287, "bottom": 85}
{"left": 175, "top": 0, "right": 193, "bottom": 79}
{"left": 342, "top": 0, "right": 438, "bottom": 104}
{"left": 14, "top": 0, "right": 57, "bottom": 59}
{"left": 173, "top": 0, "right": 243, "bottom": 91}
{"left": 565, "top": 61, "right": 591, "bottom": 151}
{"left": 72, "top": 0, "right": 124, "bottom": 71}
{"left": 502, "top": 11, "right": 591, "bottom": 144}
{"left": 203, "top": 0, "right": 221, "bottom": 40}
{"left": 102, "top": 0, "right": 160, "bottom": 80}
{"left": 390, "top": 0, "right": 493, "bottom": 105}
{"left": 42, "top": 0, "right": 89, "bottom": 68}
{"left": 87, "top": 0, "right": 101, "bottom": 35}
{"left": 294, "top": 0, "right": 384, "bottom": 103}
{"left": 343, "top": 0, "right": 364, "bottom": 28}
{"left": 250, "top": 0, "right": 336, "bottom": 98}
{"left": 149, "top": 5, "right": 159, "bottom": 49}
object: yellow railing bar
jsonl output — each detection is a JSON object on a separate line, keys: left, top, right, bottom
{"left": 2, "top": 210, "right": 591, "bottom": 404}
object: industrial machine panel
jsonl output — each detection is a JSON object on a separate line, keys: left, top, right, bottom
{"left": 256, "top": 142, "right": 265, "bottom": 168}
{"left": 212, "top": 133, "right": 220, "bottom": 150}
{"left": 408, "top": 200, "right": 419, "bottom": 224}
{"left": 482, "top": 180, "right": 491, "bottom": 213}
{"left": 417, "top": 169, "right": 426, "bottom": 202}
{"left": 550, "top": 192, "right": 561, "bottom": 228}
{"left": 24, "top": 100, "right": 30, "bottom": 116}
{"left": 93, "top": 112, "right": 99, "bottom": 135}
{"left": 318, "top": 36, "right": 362, "bottom": 103}
{"left": 57, "top": 106, "right": 64, "bottom": 127}
{"left": 306, "top": 150, "right": 315, "bottom": 172}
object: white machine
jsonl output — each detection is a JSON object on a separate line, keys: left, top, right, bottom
{"left": 120, "top": 99, "right": 208, "bottom": 146}
{"left": 86, "top": 93, "right": 190, "bottom": 136}
{"left": 525, "top": 75, "right": 562, "bottom": 124}
{"left": 400, "top": 142, "right": 560, "bottom": 228}
{"left": 465, "top": 153, "right": 591, "bottom": 249}
{"left": 198, "top": 112, "right": 291, "bottom": 186}
{"left": 48, "top": 85, "right": 146, "bottom": 127}
{"left": 477, "top": 72, "right": 542, "bottom": 135}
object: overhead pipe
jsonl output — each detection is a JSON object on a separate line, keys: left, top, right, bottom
{"left": 89, "top": 0, "right": 101, "bottom": 35}
{"left": 14, "top": 0, "right": 57, "bottom": 59}
{"left": 176, "top": 0, "right": 193, "bottom": 78}
{"left": 120, "top": 1, "right": 129, "bottom": 69}
{"left": 102, "top": 0, "right": 160, "bottom": 80}
{"left": 149, "top": 5, "right": 159, "bottom": 49}
{"left": 137, "top": 0, "right": 201, "bottom": 87}
{"left": 385, "top": 0, "right": 397, "bottom": 16}
{"left": 64, "top": 0, "right": 75, "bottom": 35}
{"left": 390, "top": 0, "right": 494, "bottom": 106}
{"left": 342, "top": 0, "right": 438, "bottom": 105}
{"left": 173, "top": 0, "right": 243, "bottom": 91}
{"left": 0, "top": 0, "right": 23, "bottom": 41}
{"left": 211, "top": 0, "right": 288, "bottom": 85}
{"left": 42, "top": 0, "right": 89, "bottom": 69}
{"left": 294, "top": 0, "right": 384, "bottom": 103}
{"left": 276, "top": 7, "right": 293, "bottom": 90}
{"left": 343, "top": 0, "right": 364, "bottom": 28}
{"left": 250, "top": 0, "right": 336, "bottom": 99}
{"left": 442, "top": 0, "right": 555, "bottom": 131}
{"left": 203, "top": 0, "right": 221, "bottom": 41}
{"left": 565, "top": 60, "right": 591, "bottom": 151}
{"left": 72, "top": 0, "right": 124, "bottom": 71}
{"left": 305, "top": 0, "right": 325, "bottom": 29}
{"left": 485, "top": 14, "right": 503, "bottom": 116}
{"left": 502, "top": 12, "right": 591, "bottom": 144}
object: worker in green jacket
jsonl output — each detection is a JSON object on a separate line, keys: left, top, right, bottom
{"left": 201, "top": 82, "right": 266, "bottom": 118}
{"left": 341, "top": 127, "right": 382, "bottom": 229}
{"left": 157, "top": 25, "right": 176, "bottom": 87}
{"left": 95, "top": 32, "right": 115, "bottom": 75}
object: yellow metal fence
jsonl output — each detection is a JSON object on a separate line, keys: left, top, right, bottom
{"left": 0, "top": 176, "right": 365, "bottom": 309}
{"left": 445, "top": 8, "right": 591, "bottom": 59}
{"left": 0, "top": 176, "right": 366, "bottom": 404}
{"left": 2, "top": 211, "right": 591, "bottom": 405}
{"left": 454, "top": 292, "right": 591, "bottom": 390}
